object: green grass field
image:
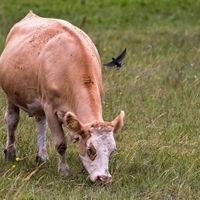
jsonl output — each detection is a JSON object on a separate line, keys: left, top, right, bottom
{"left": 0, "top": 0, "right": 200, "bottom": 199}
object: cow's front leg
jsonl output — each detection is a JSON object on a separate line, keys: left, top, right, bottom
{"left": 45, "top": 109, "right": 70, "bottom": 175}
{"left": 4, "top": 99, "right": 20, "bottom": 160}
{"left": 52, "top": 121, "right": 70, "bottom": 175}
{"left": 35, "top": 116, "right": 49, "bottom": 162}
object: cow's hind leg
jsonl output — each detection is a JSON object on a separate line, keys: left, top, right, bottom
{"left": 4, "top": 99, "right": 20, "bottom": 160}
{"left": 35, "top": 116, "right": 49, "bottom": 162}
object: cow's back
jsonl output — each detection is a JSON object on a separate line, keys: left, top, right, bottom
{"left": 0, "top": 11, "right": 103, "bottom": 120}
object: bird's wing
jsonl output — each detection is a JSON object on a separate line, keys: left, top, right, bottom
{"left": 103, "top": 61, "right": 116, "bottom": 67}
{"left": 116, "top": 48, "right": 126, "bottom": 62}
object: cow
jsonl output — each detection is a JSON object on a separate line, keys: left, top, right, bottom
{"left": 0, "top": 11, "right": 125, "bottom": 183}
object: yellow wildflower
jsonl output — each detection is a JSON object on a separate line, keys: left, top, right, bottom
{"left": 16, "top": 157, "right": 20, "bottom": 161}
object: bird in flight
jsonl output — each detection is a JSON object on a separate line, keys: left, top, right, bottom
{"left": 104, "top": 48, "right": 126, "bottom": 69}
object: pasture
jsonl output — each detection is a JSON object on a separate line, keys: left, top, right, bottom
{"left": 0, "top": 0, "right": 200, "bottom": 199}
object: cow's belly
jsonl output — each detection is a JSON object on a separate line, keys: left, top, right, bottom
{"left": 5, "top": 88, "right": 45, "bottom": 117}
{"left": 16, "top": 98, "right": 45, "bottom": 117}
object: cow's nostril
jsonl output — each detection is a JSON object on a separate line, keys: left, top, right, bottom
{"left": 97, "top": 175, "right": 111, "bottom": 183}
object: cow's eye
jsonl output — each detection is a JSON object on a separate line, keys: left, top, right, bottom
{"left": 87, "top": 145, "right": 97, "bottom": 161}
{"left": 87, "top": 148, "right": 92, "bottom": 156}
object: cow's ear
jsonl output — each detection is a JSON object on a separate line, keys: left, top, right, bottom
{"left": 57, "top": 111, "right": 86, "bottom": 136}
{"left": 64, "top": 112, "right": 83, "bottom": 133}
{"left": 65, "top": 112, "right": 89, "bottom": 140}
{"left": 111, "top": 110, "right": 125, "bottom": 134}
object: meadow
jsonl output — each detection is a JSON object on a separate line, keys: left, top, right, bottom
{"left": 0, "top": 0, "right": 200, "bottom": 199}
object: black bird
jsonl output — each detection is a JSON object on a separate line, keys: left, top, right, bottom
{"left": 104, "top": 48, "right": 126, "bottom": 69}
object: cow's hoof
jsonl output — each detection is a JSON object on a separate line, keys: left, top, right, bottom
{"left": 36, "top": 154, "right": 49, "bottom": 163}
{"left": 58, "top": 163, "right": 71, "bottom": 176}
{"left": 4, "top": 148, "right": 16, "bottom": 161}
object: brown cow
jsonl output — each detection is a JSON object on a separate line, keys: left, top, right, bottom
{"left": 0, "top": 11, "right": 124, "bottom": 183}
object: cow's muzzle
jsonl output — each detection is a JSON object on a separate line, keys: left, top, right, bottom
{"left": 96, "top": 173, "right": 112, "bottom": 183}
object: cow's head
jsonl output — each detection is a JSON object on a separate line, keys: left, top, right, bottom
{"left": 58, "top": 111, "right": 124, "bottom": 183}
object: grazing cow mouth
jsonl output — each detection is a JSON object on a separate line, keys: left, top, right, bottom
{"left": 97, "top": 175, "right": 112, "bottom": 184}
{"left": 94, "top": 173, "right": 112, "bottom": 184}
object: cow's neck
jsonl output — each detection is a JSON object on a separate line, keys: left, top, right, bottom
{"left": 73, "top": 97, "right": 103, "bottom": 124}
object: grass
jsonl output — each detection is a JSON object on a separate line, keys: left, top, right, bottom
{"left": 0, "top": 0, "right": 200, "bottom": 199}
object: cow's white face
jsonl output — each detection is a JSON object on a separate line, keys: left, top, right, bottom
{"left": 57, "top": 110, "right": 124, "bottom": 183}
{"left": 79, "top": 125, "right": 116, "bottom": 182}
